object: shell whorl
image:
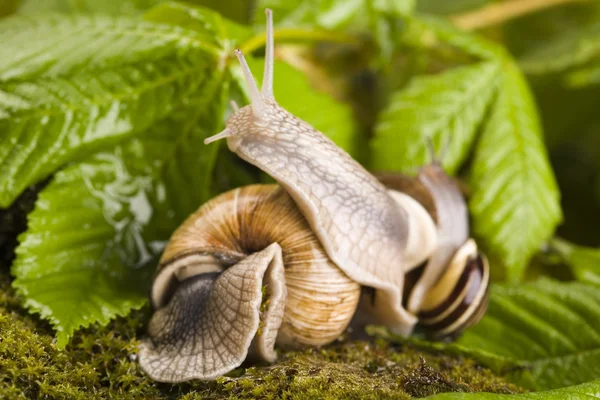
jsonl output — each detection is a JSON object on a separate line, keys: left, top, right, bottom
{"left": 402, "top": 239, "right": 490, "bottom": 338}
{"left": 379, "top": 172, "right": 490, "bottom": 338}
{"left": 150, "top": 185, "right": 361, "bottom": 350}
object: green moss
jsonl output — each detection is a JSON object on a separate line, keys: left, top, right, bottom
{"left": 257, "top": 284, "right": 272, "bottom": 337}
{"left": 0, "top": 273, "right": 522, "bottom": 399}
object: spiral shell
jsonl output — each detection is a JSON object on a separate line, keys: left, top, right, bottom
{"left": 140, "top": 185, "right": 361, "bottom": 381}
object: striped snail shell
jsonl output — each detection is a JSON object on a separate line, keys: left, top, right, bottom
{"left": 411, "top": 239, "right": 490, "bottom": 338}
{"left": 138, "top": 8, "right": 490, "bottom": 383}
{"left": 378, "top": 166, "right": 490, "bottom": 338}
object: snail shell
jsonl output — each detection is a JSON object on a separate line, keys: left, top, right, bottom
{"left": 414, "top": 239, "right": 489, "bottom": 337}
{"left": 139, "top": 185, "right": 362, "bottom": 382}
{"left": 379, "top": 170, "right": 490, "bottom": 338}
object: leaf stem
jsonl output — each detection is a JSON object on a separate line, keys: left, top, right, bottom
{"left": 451, "top": 0, "right": 591, "bottom": 31}
{"left": 239, "top": 28, "right": 359, "bottom": 55}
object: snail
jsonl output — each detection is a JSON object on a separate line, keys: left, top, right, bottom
{"left": 376, "top": 167, "right": 489, "bottom": 338}
{"left": 138, "top": 9, "right": 490, "bottom": 383}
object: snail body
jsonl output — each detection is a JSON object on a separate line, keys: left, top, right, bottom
{"left": 210, "top": 19, "right": 417, "bottom": 335}
{"left": 138, "top": 9, "right": 490, "bottom": 383}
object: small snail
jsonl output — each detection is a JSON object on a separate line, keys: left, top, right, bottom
{"left": 138, "top": 10, "right": 489, "bottom": 382}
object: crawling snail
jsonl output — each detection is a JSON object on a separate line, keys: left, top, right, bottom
{"left": 138, "top": 9, "right": 489, "bottom": 383}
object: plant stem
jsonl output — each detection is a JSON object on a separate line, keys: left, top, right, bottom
{"left": 451, "top": 0, "right": 591, "bottom": 31}
{"left": 239, "top": 28, "right": 359, "bottom": 55}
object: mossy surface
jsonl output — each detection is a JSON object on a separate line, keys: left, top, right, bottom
{"left": 0, "top": 272, "right": 523, "bottom": 400}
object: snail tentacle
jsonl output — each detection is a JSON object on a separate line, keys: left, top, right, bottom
{"left": 261, "top": 9, "right": 274, "bottom": 98}
{"left": 204, "top": 128, "right": 231, "bottom": 144}
{"left": 234, "top": 48, "right": 266, "bottom": 118}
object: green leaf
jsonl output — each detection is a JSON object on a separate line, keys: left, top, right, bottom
{"left": 17, "top": 0, "right": 163, "bottom": 15}
{"left": 182, "top": 0, "right": 254, "bottom": 24}
{"left": 371, "top": 61, "right": 500, "bottom": 174}
{"left": 407, "top": 16, "right": 504, "bottom": 61}
{"left": 519, "top": 21, "right": 600, "bottom": 76}
{"left": 0, "top": 14, "right": 222, "bottom": 207}
{"left": 457, "top": 281, "right": 600, "bottom": 390}
{"left": 147, "top": 76, "right": 228, "bottom": 234}
{"left": 12, "top": 153, "right": 153, "bottom": 349}
{"left": 565, "top": 62, "right": 600, "bottom": 88}
{"left": 469, "top": 62, "right": 562, "bottom": 282}
{"left": 11, "top": 70, "right": 227, "bottom": 348}
{"left": 256, "top": 0, "right": 414, "bottom": 29}
{"left": 0, "top": 14, "right": 221, "bottom": 80}
{"left": 551, "top": 238, "right": 600, "bottom": 286}
{"left": 416, "top": 0, "right": 489, "bottom": 15}
{"left": 144, "top": 1, "right": 253, "bottom": 47}
{"left": 426, "top": 378, "right": 600, "bottom": 399}
{"left": 378, "top": 280, "right": 600, "bottom": 391}
{"left": 255, "top": 0, "right": 413, "bottom": 61}
{"left": 17, "top": 0, "right": 255, "bottom": 24}
{"left": 504, "top": 1, "right": 600, "bottom": 60}
{"left": 237, "top": 57, "right": 358, "bottom": 157}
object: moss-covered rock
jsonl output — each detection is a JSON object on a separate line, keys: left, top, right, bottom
{"left": 0, "top": 271, "right": 522, "bottom": 400}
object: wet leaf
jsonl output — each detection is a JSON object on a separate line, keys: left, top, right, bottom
{"left": 0, "top": 13, "right": 223, "bottom": 207}
{"left": 12, "top": 153, "right": 154, "bottom": 349}
{"left": 11, "top": 72, "right": 227, "bottom": 348}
